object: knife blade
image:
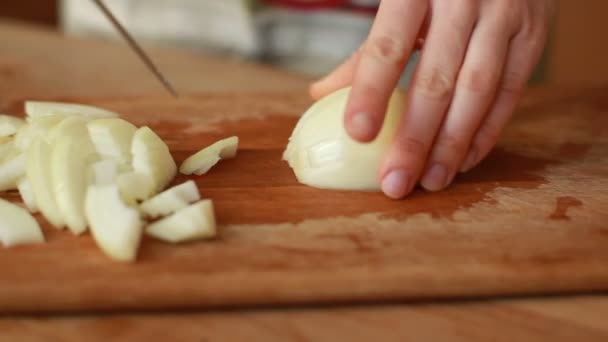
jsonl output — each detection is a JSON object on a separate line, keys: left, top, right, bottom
{"left": 91, "top": 0, "right": 179, "bottom": 98}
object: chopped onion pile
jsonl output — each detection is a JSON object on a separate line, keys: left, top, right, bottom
{"left": 0, "top": 101, "right": 237, "bottom": 262}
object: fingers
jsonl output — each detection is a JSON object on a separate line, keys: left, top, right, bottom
{"left": 309, "top": 48, "right": 361, "bottom": 100}
{"left": 343, "top": 0, "right": 427, "bottom": 142}
{"left": 310, "top": 4, "right": 431, "bottom": 102}
{"left": 379, "top": 1, "right": 478, "bottom": 199}
{"left": 460, "top": 8, "right": 552, "bottom": 172}
{"left": 420, "top": 5, "right": 514, "bottom": 191}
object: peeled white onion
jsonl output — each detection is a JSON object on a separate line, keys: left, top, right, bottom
{"left": 283, "top": 86, "right": 405, "bottom": 191}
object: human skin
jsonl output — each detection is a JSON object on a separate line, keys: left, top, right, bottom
{"left": 310, "top": 0, "right": 556, "bottom": 199}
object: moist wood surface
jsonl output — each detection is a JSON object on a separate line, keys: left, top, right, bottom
{"left": 0, "top": 86, "right": 606, "bottom": 314}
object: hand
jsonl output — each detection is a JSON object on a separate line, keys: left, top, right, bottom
{"left": 310, "top": 0, "right": 555, "bottom": 199}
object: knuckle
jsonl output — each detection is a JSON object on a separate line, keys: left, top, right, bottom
{"left": 459, "top": 68, "right": 499, "bottom": 94}
{"left": 518, "top": 22, "right": 542, "bottom": 43}
{"left": 395, "top": 136, "right": 428, "bottom": 157}
{"left": 486, "top": 0, "right": 523, "bottom": 35}
{"left": 475, "top": 121, "right": 502, "bottom": 147}
{"left": 415, "top": 67, "right": 456, "bottom": 101}
{"left": 443, "top": 0, "right": 479, "bottom": 14}
{"left": 462, "top": 0, "right": 480, "bottom": 10}
{"left": 363, "top": 35, "right": 408, "bottom": 66}
{"left": 500, "top": 70, "right": 525, "bottom": 97}
{"left": 451, "top": 0, "right": 480, "bottom": 25}
{"left": 436, "top": 134, "right": 468, "bottom": 156}
{"left": 514, "top": 3, "right": 550, "bottom": 42}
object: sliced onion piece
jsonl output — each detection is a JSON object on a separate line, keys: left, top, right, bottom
{"left": 179, "top": 136, "right": 239, "bottom": 175}
{"left": 90, "top": 159, "right": 119, "bottom": 186}
{"left": 0, "top": 198, "right": 45, "bottom": 247}
{"left": 87, "top": 118, "right": 137, "bottom": 165}
{"left": 17, "top": 179, "right": 38, "bottom": 213}
{"left": 15, "top": 114, "right": 68, "bottom": 151}
{"left": 146, "top": 200, "right": 216, "bottom": 243}
{"left": 139, "top": 180, "right": 200, "bottom": 219}
{"left": 85, "top": 184, "right": 143, "bottom": 262}
{"left": 131, "top": 127, "right": 176, "bottom": 193}
{"left": 117, "top": 171, "right": 156, "bottom": 205}
{"left": 283, "top": 87, "right": 405, "bottom": 191}
{"left": 26, "top": 139, "right": 65, "bottom": 228}
{"left": 0, "top": 152, "right": 25, "bottom": 192}
{"left": 0, "top": 140, "right": 15, "bottom": 163}
{"left": 25, "top": 101, "right": 118, "bottom": 120}
{"left": 0, "top": 115, "right": 25, "bottom": 137}
{"left": 47, "top": 116, "right": 88, "bottom": 142}
{"left": 51, "top": 135, "right": 95, "bottom": 235}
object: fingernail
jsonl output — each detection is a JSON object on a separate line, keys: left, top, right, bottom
{"left": 460, "top": 148, "right": 478, "bottom": 172}
{"left": 348, "top": 112, "right": 375, "bottom": 141}
{"left": 381, "top": 169, "right": 410, "bottom": 199}
{"left": 421, "top": 163, "right": 448, "bottom": 191}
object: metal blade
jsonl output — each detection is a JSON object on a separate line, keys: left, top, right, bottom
{"left": 92, "top": 0, "right": 179, "bottom": 97}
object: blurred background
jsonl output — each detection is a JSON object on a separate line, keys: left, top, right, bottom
{"left": 0, "top": 0, "right": 607, "bottom": 86}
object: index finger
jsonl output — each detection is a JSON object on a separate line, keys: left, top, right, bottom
{"left": 344, "top": 0, "right": 428, "bottom": 142}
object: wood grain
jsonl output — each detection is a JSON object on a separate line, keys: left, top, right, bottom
{"left": 0, "top": 86, "right": 606, "bottom": 314}
{"left": 2, "top": 296, "right": 608, "bottom": 341}
{"left": 1, "top": 20, "right": 607, "bottom": 340}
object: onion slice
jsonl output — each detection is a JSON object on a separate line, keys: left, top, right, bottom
{"left": 25, "top": 101, "right": 119, "bottom": 120}
{"left": 17, "top": 179, "right": 38, "bottom": 213}
{"left": 116, "top": 171, "right": 156, "bottom": 205}
{"left": 26, "top": 139, "right": 65, "bottom": 228}
{"left": 87, "top": 118, "right": 137, "bottom": 165}
{"left": 0, "top": 198, "right": 45, "bottom": 247}
{"left": 51, "top": 135, "right": 94, "bottom": 235}
{"left": 131, "top": 127, "right": 177, "bottom": 193}
{"left": 0, "top": 140, "right": 15, "bottom": 163}
{"left": 0, "top": 152, "right": 25, "bottom": 192}
{"left": 146, "top": 200, "right": 216, "bottom": 243}
{"left": 85, "top": 184, "right": 143, "bottom": 262}
{"left": 179, "top": 136, "right": 239, "bottom": 175}
{"left": 139, "top": 180, "right": 200, "bottom": 219}
{"left": 0, "top": 115, "right": 25, "bottom": 137}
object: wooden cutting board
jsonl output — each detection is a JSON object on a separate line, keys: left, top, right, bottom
{"left": 0, "top": 87, "right": 607, "bottom": 314}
